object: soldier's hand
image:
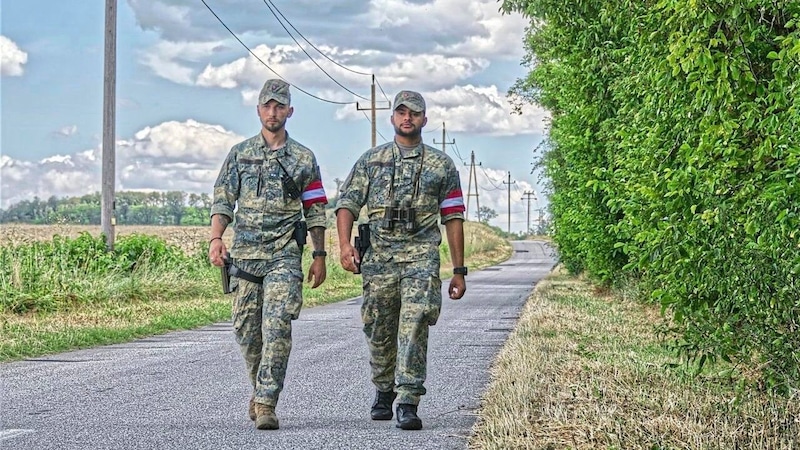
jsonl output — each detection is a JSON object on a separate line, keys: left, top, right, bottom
{"left": 208, "top": 239, "right": 227, "bottom": 267}
{"left": 307, "top": 258, "right": 327, "bottom": 288}
{"left": 339, "top": 243, "right": 359, "bottom": 273}
{"left": 448, "top": 275, "right": 466, "bottom": 300}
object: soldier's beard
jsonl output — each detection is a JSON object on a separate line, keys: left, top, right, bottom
{"left": 264, "top": 118, "right": 287, "bottom": 133}
{"left": 394, "top": 125, "right": 421, "bottom": 139}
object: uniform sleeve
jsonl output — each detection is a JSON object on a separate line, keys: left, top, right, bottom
{"left": 302, "top": 156, "right": 328, "bottom": 229}
{"left": 334, "top": 154, "right": 369, "bottom": 221}
{"left": 439, "top": 158, "right": 465, "bottom": 224}
{"left": 210, "top": 148, "right": 239, "bottom": 221}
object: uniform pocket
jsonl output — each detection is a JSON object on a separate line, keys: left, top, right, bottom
{"left": 424, "top": 274, "right": 443, "bottom": 326}
{"left": 360, "top": 279, "right": 379, "bottom": 326}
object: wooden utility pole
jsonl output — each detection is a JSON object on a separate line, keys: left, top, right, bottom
{"left": 333, "top": 177, "right": 343, "bottom": 199}
{"left": 503, "top": 171, "right": 516, "bottom": 233}
{"left": 521, "top": 190, "right": 537, "bottom": 233}
{"left": 433, "top": 122, "right": 455, "bottom": 154}
{"left": 356, "top": 74, "right": 390, "bottom": 148}
{"left": 464, "top": 151, "right": 481, "bottom": 221}
{"left": 101, "top": 0, "right": 117, "bottom": 250}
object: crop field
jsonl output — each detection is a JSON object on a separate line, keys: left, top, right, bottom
{"left": 0, "top": 224, "right": 342, "bottom": 258}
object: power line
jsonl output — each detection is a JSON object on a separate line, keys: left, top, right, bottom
{"left": 446, "top": 130, "right": 465, "bottom": 161}
{"left": 265, "top": 0, "right": 372, "bottom": 77}
{"left": 480, "top": 166, "right": 504, "bottom": 189}
{"left": 200, "top": 0, "right": 355, "bottom": 105}
{"left": 373, "top": 76, "right": 392, "bottom": 105}
{"left": 477, "top": 183, "right": 504, "bottom": 192}
{"left": 261, "top": 0, "right": 369, "bottom": 101}
{"left": 361, "top": 111, "right": 388, "bottom": 142}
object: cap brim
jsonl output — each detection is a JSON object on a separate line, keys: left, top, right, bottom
{"left": 394, "top": 101, "right": 424, "bottom": 112}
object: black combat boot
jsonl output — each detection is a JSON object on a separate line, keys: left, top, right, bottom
{"left": 395, "top": 403, "right": 422, "bottom": 430}
{"left": 370, "top": 390, "right": 397, "bottom": 420}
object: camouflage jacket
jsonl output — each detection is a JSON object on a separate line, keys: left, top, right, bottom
{"left": 335, "top": 141, "right": 465, "bottom": 263}
{"left": 211, "top": 133, "right": 328, "bottom": 260}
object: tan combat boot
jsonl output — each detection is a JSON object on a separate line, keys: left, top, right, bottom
{"left": 254, "top": 403, "right": 279, "bottom": 430}
{"left": 248, "top": 396, "right": 256, "bottom": 421}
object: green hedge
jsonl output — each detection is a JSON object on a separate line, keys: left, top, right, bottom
{"left": 504, "top": 0, "right": 800, "bottom": 392}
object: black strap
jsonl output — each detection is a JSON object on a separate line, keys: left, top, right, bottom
{"left": 229, "top": 265, "right": 264, "bottom": 284}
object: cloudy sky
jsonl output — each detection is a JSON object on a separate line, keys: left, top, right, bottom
{"left": 1, "top": 0, "right": 549, "bottom": 232}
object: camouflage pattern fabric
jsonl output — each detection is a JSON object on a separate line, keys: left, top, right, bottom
{"left": 336, "top": 141, "right": 464, "bottom": 405}
{"left": 259, "top": 79, "right": 291, "bottom": 105}
{"left": 392, "top": 90, "right": 426, "bottom": 112}
{"left": 212, "top": 132, "right": 327, "bottom": 407}
{"left": 335, "top": 142, "right": 465, "bottom": 263}
{"left": 360, "top": 257, "right": 442, "bottom": 406}
{"left": 211, "top": 133, "right": 327, "bottom": 260}
{"left": 231, "top": 257, "right": 303, "bottom": 407}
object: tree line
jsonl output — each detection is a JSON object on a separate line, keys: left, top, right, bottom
{"left": 503, "top": 0, "right": 799, "bottom": 393}
{"left": 0, "top": 191, "right": 213, "bottom": 226}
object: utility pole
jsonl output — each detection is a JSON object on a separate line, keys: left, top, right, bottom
{"left": 503, "top": 171, "right": 516, "bottom": 233}
{"left": 357, "top": 74, "right": 390, "bottom": 148}
{"left": 433, "top": 122, "right": 455, "bottom": 154}
{"left": 464, "top": 151, "right": 481, "bottom": 222}
{"left": 333, "top": 177, "right": 343, "bottom": 199}
{"left": 101, "top": 0, "right": 117, "bottom": 251}
{"left": 536, "top": 207, "right": 546, "bottom": 234}
{"left": 521, "top": 190, "right": 537, "bottom": 234}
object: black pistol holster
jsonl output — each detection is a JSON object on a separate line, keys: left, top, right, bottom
{"left": 294, "top": 220, "right": 307, "bottom": 252}
{"left": 221, "top": 251, "right": 265, "bottom": 294}
{"left": 353, "top": 223, "right": 371, "bottom": 275}
{"left": 221, "top": 252, "right": 233, "bottom": 294}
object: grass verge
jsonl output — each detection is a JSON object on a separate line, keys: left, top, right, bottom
{"left": 469, "top": 267, "right": 800, "bottom": 450}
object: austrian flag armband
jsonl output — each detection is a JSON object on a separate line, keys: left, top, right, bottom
{"left": 301, "top": 180, "right": 328, "bottom": 209}
{"left": 440, "top": 189, "right": 465, "bottom": 216}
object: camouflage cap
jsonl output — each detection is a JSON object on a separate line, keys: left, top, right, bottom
{"left": 392, "top": 90, "right": 426, "bottom": 112}
{"left": 258, "top": 79, "right": 291, "bottom": 105}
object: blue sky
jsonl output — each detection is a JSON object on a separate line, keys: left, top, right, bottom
{"left": 1, "top": 0, "right": 550, "bottom": 232}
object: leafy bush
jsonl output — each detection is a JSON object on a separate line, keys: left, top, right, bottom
{"left": 504, "top": 0, "right": 800, "bottom": 392}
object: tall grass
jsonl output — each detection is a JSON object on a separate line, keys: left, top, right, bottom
{"left": 0, "top": 232, "right": 217, "bottom": 314}
{"left": 0, "top": 221, "right": 512, "bottom": 361}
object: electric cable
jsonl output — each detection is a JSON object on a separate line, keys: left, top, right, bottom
{"left": 261, "top": 0, "right": 370, "bottom": 101}
{"left": 265, "top": 0, "right": 373, "bottom": 77}
{"left": 201, "top": 0, "right": 355, "bottom": 105}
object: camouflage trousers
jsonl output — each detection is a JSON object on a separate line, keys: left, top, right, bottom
{"left": 361, "top": 257, "right": 442, "bottom": 406}
{"left": 231, "top": 257, "right": 303, "bottom": 407}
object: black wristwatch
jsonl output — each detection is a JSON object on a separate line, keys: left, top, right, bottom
{"left": 453, "top": 266, "right": 468, "bottom": 276}
{"left": 312, "top": 250, "right": 327, "bottom": 258}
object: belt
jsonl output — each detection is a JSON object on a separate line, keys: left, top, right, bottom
{"left": 229, "top": 265, "right": 264, "bottom": 284}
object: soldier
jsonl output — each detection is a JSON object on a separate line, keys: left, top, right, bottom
{"left": 335, "top": 90, "right": 467, "bottom": 430}
{"left": 208, "top": 78, "right": 329, "bottom": 430}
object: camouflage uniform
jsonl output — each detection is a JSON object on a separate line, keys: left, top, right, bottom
{"left": 335, "top": 139, "right": 465, "bottom": 406}
{"left": 211, "top": 126, "right": 327, "bottom": 408}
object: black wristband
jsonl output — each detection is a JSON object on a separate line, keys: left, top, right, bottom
{"left": 312, "top": 250, "right": 327, "bottom": 258}
{"left": 210, "top": 237, "right": 222, "bottom": 244}
{"left": 453, "top": 266, "right": 468, "bottom": 276}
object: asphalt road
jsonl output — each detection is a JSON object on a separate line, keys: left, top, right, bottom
{"left": 1, "top": 240, "right": 556, "bottom": 450}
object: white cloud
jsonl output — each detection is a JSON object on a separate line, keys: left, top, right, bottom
{"left": 131, "top": 0, "right": 525, "bottom": 101}
{"left": 121, "top": 119, "right": 242, "bottom": 165}
{"left": 53, "top": 125, "right": 78, "bottom": 138}
{"left": 336, "top": 84, "right": 548, "bottom": 136}
{"left": 139, "top": 40, "right": 227, "bottom": 85}
{"left": 0, "top": 36, "right": 28, "bottom": 76}
{"left": 1, "top": 120, "right": 242, "bottom": 209}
